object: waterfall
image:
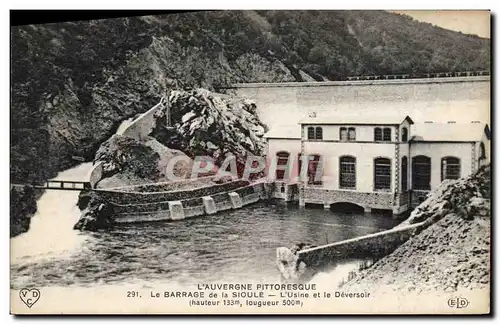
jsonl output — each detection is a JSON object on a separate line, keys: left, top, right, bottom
{"left": 11, "top": 118, "right": 133, "bottom": 262}
{"left": 11, "top": 163, "right": 93, "bottom": 262}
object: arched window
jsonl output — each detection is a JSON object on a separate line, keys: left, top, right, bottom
{"left": 441, "top": 157, "right": 461, "bottom": 181}
{"left": 401, "top": 156, "right": 408, "bottom": 191}
{"left": 401, "top": 127, "right": 408, "bottom": 142}
{"left": 308, "top": 154, "right": 322, "bottom": 185}
{"left": 383, "top": 127, "right": 392, "bottom": 141}
{"left": 374, "top": 127, "right": 382, "bottom": 141}
{"left": 480, "top": 142, "right": 486, "bottom": 159}
{"left": 276, "top": 151, "right": 290, "bottom": 180}
{"left": 315, "top": 127, "right": 323, "bottom": 140}
{"left": 374, "top": 158, "right": 391, "bottom": 190}
{"left": 339, "top": 156, "right": 356, "bottom": 189}
{"left": 307, "top": 127, "right": 315, "bottom": 140}
{"left": 348, "top": 127, "right": 356, "bottom": 141}
{"left": 412, "top": 156, "right": 431, "bottom": 190}
{"left": 340, "top": 127, "right": 347, "bottom": 141}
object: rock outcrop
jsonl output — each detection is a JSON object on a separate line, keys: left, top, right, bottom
{"left": 92, "top": 134, "right": 193, "bottom": 188}
{"left": 10, "top": 185, "right": 40, "bottom": 237}
{"left": 151, "top": 88, "right": 267, "bottom": 176}
{"left": 400, "top": 164, "right": 491, "bottom": 227}
{"left": 339, "top": 165, "right": 491, "bottom": 294}
{"left": 74, "top": 191, "right": 115, "bottom": 231}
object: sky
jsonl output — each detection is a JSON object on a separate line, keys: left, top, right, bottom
{"left": 391, "top": 10, "right": 490, "bottom": 38}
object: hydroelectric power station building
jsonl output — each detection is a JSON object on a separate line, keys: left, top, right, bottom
{"left": 234, "top": 75, "right": 491, "bottom": 216}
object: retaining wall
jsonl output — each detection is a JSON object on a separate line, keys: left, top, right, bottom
{"left": 88, "top": 161, "right": 104, "bottom": 189}
{"left": 96, "top": 180, "right": 251, "bottom": 205}
{"left": 303, "top": 188, "right": 395, "bottom": 210}
{"left": 296, "top": 221, "right": 426, "bottom": 269}
{"left": 111, "top": 182, "right": 267, "bottom": 223}
{"left": 121, "top": 100, "right": 164, "bottom": 141}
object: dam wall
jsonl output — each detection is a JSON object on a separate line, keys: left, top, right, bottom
{"left": 234, "top": 76, "right": 490, "bottom": 127}
{"left": 105, "top": 182, "right": 268, "bottom": 223}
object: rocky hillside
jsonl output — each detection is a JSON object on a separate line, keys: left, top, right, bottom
{"left": 10, "top": 186, "right": 40, "bottom": 237}
{"left": 11, "top": 11, "right": 490, "bottom": 184}
{"left": 151, "top": 89, "right": 267, "bottom": 175}
{"left": 341, "top": 165, "right": 491, "bottom": 294}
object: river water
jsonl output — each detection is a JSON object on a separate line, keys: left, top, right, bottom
{"left": 10, "top": 162, "right": 397, "bottom": 290}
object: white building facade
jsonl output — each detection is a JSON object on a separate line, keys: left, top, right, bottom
{"left": 265, "top": 118, "right": 490, "bottom": 216}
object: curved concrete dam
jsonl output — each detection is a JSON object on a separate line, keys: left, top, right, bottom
{"left": 234, "top": 76, "right": 490, "bottom": 126}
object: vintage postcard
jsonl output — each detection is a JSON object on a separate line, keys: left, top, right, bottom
{"left": 10, "top": 10, "right": 491, "bottom": 315}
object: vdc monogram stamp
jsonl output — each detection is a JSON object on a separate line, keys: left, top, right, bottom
{"left": 19, "top": 288, "right": 41, "bottom": 308}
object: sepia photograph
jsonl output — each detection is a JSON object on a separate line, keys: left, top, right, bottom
{"left": 9, "top": 9, "right": 491, "bottom": 315}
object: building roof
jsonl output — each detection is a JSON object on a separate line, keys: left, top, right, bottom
{"left": 264, "top": 125, "right": 302, "bottom": 139}
{"left": 298, "top": 114, "right": 414, "bottom": 125}
{"left": 411, "top": 122, "right": 490, "bottom": 142}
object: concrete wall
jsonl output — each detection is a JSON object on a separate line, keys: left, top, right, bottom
{"left": 410, "top": 142, "right": 474, "bottom": 190}
{"left": 88, "top": 161, "right": 104, "bottom": 189}
{"left": 236, "top": 77, "right": 490, "bottom": 127}
{"left": 110, "top": 182, "right": 267, "bottom": 223}
{"left": 303, "top": 187, "right": 397, "bottom": 211}
{"left": 121, "top": 100, "right": 164, "bottom": 141}
{"left": 95, "top": 180, "right": 251, "bottom": 205}
{"left": 297, "top": 221, "right": 426, "bottom": 269}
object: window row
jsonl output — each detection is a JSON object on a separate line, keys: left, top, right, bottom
{"left": 340, "top": 156, "right": 392, "bottom": 190}
{"left": 306, "top": 126, "right": 409, "bottom": 142}
{"left": 412, "top": 156, "right": 461, "bottom": 190}
{"left": 275, "top": 152, "right": 462, "bottom": 191}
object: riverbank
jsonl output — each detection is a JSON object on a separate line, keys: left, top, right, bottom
{"left": 339, "top": 165, "right": 491, "bottom": 294}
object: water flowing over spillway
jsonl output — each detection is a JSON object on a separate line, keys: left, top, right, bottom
{"left": 11, "top": 163, "right": 93, "bottom": 263}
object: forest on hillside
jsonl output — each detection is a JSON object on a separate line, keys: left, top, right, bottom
{"left": 11, "top": 10, "right": 490, "bottom": 183}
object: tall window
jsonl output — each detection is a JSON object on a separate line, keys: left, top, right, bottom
{"left": 340, "top": 127, "right": 347, "bottom": 141}
{"left": 374, "top": 127, "right": 382, "bottom": 141}
{"left": 383, "top": 128, "right": 392, "bottom": 141}
{"left": 307, "top": 127, "right": 315, "bottom": 140}
{"left": 339, "top": 156, "right": 356, "bottom": 189}
{"left": 348, "top": 127, "right": 356, "bottom": 141}
{"left": 441, "top": 157, "right": 461, "bottom": 181}
{"left": 307, "top": 126, "right": 323, "bottom": 140}
{"left": 374, "top": 158, "right": 391, "bottom": 190}
{"left": 315, "top": 127, "right": 323, "bottom": 140}
{"left": 401, "top": 156, "right": 408, "bottom": 191}
{"left": 412, "top": 156, "right": 431, "bottom": 190}
{"left": 401, "top": 127, "right": 408, "bottom": 142}
{"left": 276, "top": 151, "right": 290, "bottom": 180}
{"left": 308, "top": 154, "right": 322, "bottom": 185}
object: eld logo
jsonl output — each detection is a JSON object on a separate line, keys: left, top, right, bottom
{"left": 447, "top": 297, "right": 469, "bottom": 309}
